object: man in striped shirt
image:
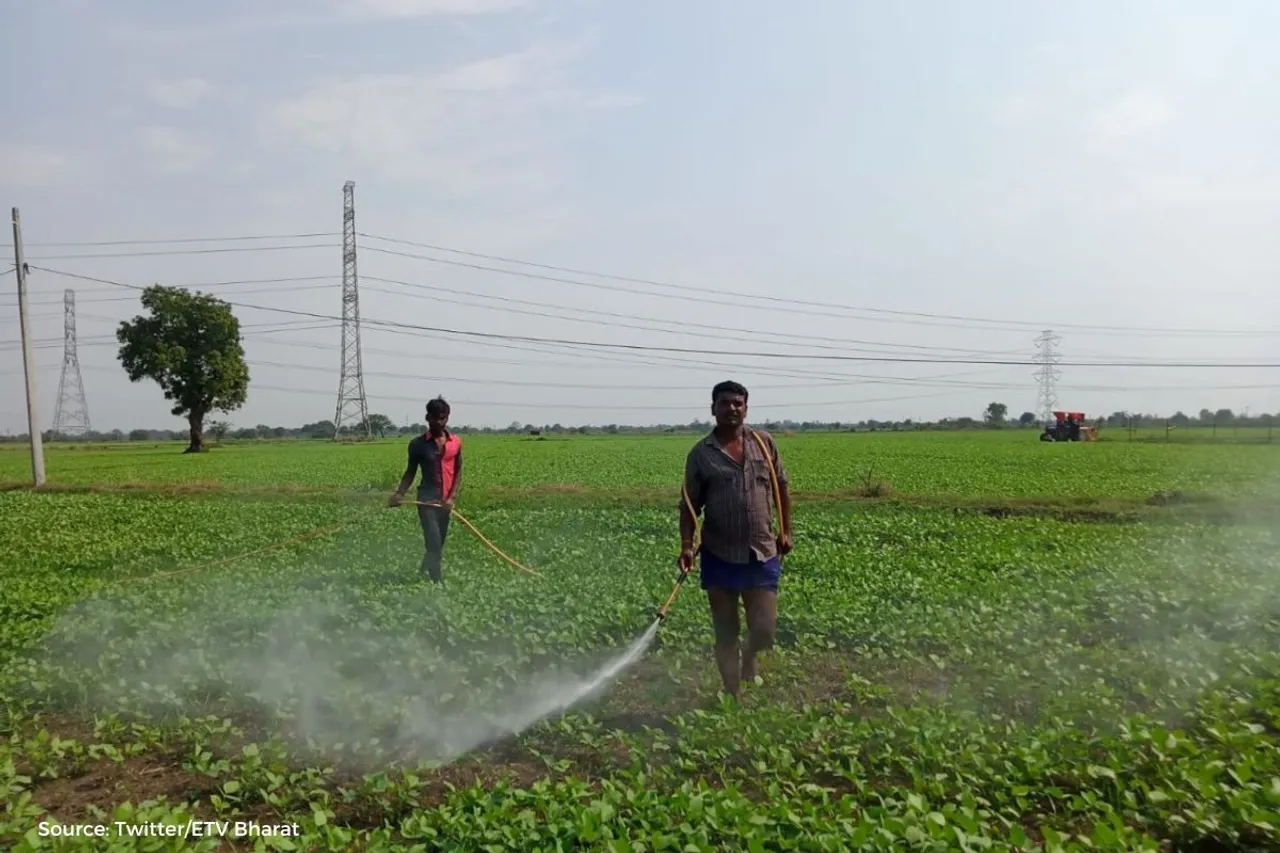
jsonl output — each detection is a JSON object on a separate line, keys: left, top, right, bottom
{"left": 679, "top": 381, "right": 793, "bottom": 698}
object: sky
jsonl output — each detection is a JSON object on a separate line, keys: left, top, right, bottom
{"left": 1, "top": 0, "right": 1278, "bottom": 433}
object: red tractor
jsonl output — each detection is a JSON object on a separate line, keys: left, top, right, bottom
{"left": 1040, "top": 411, "right": 1097, "bottom": 442}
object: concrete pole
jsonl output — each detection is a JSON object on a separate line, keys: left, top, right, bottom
{"left": 12, "top": 207, "right": 46, "bottom": 486}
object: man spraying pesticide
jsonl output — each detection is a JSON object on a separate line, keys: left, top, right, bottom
{"left": 674, "top": 381, "right": 793, "bottom": 700}
{"left": 389, "top": 396, "right": 463, "bottom": 584}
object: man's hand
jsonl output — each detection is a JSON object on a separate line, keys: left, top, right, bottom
{"left": 388, "top": 491, "right": 404, "bottom": 508}
{"left": 677, "top": 544, "right": 696, "bottom": 575}
{"left": 777, "top": 531, "right": 793, "bottom": 556}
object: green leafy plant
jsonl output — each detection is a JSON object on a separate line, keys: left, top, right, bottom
{"left": 116, "top": 285, "right": 249, "bottom": 454}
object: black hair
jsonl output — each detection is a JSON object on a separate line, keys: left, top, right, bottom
{"left": 711, "top": 380, "right": 748, "bottom": 403}
{"left": 426, "top": 396, "right": 451, "bottom": 417}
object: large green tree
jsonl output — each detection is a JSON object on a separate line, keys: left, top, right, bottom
{"left": 116, "top": 285, "right": 250, "bottom": 454}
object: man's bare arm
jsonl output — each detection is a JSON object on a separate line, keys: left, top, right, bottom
{"left": 447, "top": 447, "right": 463, "bottom": 503}
{"left": 679, "top": 501, "right": 698, "bottom": 549}
{"left": 679, "top": 454, "right": 702, "bottom": 551}
{"left": 394, "top": 450, "right": 418, "bottom": 496}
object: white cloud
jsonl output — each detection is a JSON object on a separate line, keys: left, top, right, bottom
{"left": 340, "top": 0, "right": 530, "bottom": 19}
{"left": 0, "top": 146, "right": 79, "bottom": 187}
{"left": 265, "top": 44, "right": 636, "bottom": 198}
{"left": 992, "top": 93, "right": 1045, "bottom": 125}
{"left": 1098, "top": 172, "right": 1280, "bottom": 214}
{"left": 148, "top": 77, "right": 217, "bottom": 109}
{"left": 138, "top": 126, "right": 211, "bottom": 173}
{"left": 1086, "top": 92, "right": 1174, "bottom": 148}
{"left": 108, "top": 0, "right": 530, "bottom": 47}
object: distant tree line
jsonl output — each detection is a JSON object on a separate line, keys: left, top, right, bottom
{"left": 5, "top": 403, "right": 1275, "bottom": 445}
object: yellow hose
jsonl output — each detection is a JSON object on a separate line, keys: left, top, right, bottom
{"left": 747, "top": 428, "right": 788, "bottom": 563}
{"left": 405, "top": 500, "right": 541, "bottom": 578}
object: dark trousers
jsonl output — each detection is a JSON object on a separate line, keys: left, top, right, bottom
{"left": 416, "top": 502, "right": 451, "bottom": 582}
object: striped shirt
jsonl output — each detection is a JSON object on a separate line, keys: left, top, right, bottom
{"left": 681, "top": 427, "right": 788, "bottom": 564}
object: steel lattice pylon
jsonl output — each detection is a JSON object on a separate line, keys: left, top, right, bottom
{"left": 333, "top": 180, "right": 371, "bottom": 439}
{"left": 52, "top": 289, "right": 91, "bottom": 437}
{"left": 1032, "top": 329, "right": 1061, "bottom": 423}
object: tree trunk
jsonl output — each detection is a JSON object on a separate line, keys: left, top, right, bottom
{"left": 185, "top": 412, "right": 205, "bottom": 454}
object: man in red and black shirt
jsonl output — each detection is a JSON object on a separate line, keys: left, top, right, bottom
{"left": 389, "top": 396, "right": 463, "bottom": 583}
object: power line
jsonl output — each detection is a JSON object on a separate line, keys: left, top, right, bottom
{"left": 6, "top": 266, "right": 1041, "bottom": 360}
{"left": 47, "top": 312, "right": 1264, "bottom": 402}
{"left": 0, "top": 232, "right": 338, "bottom": 249}
{"left": 21, "top": 244, "right": 335, "bottom": 261}
{"left": 224, "top": 334, "right": 1021, "bottom": 387}
{"left": 360, "top": 243, "right": 1054, "bottom": 335}
{"left": 218, "top": 359, "right": 1280, "bottom": 396}
{"left": 175, "top": 377, "right": 985, "bottom": 413}
{"left": 360, "top": 277, "right": 1031, "bottom": 360}
{"left": 0, "top": 320, "right": 338, "bottom": 351}
{"left": 8, "top": 226, "right": 1275, "bottom": 338}
{"left": 6, "top": 276, "right": 1255, "bottom": 369}
{"left": 10, "top": 317, "right": 1010, "bottom": 388}
{"left": 12, "top": 342, "right": 1278, "bottom": 395}
{"left": 27, "top": 266, "right": 1280, "bottom": 369}
{"left": 357, "top": 232, "right": 1280, "bottom": 339}
{"left": 0, "top": 274, "right": 338, "bottom": 306}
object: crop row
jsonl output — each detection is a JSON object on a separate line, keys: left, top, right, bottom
{"left": 1, "top": 430, "right": 1275, "bottom": 498}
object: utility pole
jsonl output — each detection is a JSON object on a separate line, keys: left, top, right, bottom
{"left": 52, "top": 289, "right": 92, "bottom": 437}
{"left": 333, "top": 180, "right": 371, "bottom": 439}
{"left": 12, "top": 208, "right": 46, "bottom": 486}
{"left": 1032, "top": 329, "right": 1061, "bottom": 424}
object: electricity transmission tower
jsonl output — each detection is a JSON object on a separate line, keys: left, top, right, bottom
{"left": 333, "top": 180, "right": 371, "bottom": 439}
{"left": 1032, "top": 329, "right": 1061, "bottom": 423}
{"left": 52, "top": 289, "right": 91, "bottom": 437}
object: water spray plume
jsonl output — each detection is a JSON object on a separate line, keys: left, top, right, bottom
{"left": 487, "top": 620, "right": 663, "bottom": 740}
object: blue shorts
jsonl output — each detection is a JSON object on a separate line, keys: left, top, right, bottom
{"left": 699, "top": 549, "right": 781, "bottom": 592}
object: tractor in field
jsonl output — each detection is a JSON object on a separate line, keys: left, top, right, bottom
{"left": 1040, "top": 411, "right": 1097, "bottom": 442}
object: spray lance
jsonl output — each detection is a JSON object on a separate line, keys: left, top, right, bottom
{"left": 653, "top": 428, "right": 787, "bottom": 623}
{"left": 654, "top": 482, "right": 700, "bottom": 622}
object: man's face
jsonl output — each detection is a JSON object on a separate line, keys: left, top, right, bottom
{"left": 427, "top": 411, "right": 449, "bottom": 433}
{"left": 711, "top": 392, "right": 747, "bottom": 428}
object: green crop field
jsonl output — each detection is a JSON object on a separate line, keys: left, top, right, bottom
{"left": 1, "top": 431, "right": 1278, "bottom": 851}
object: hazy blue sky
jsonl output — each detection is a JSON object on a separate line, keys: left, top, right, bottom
{"left": 2, "top": 0, "right": 1278, "bottom": 432}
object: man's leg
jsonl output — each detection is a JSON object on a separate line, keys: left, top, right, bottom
{"left": 435, "top": 506, "right": 451, "bottom": 582}
{"left": 706, "top": 587, "right": 742, "bottom": 698}
{"left": 417, "top": 504, "right": 444, "bottom": 583}
{"left": 740, "top": 589, "right": 778, "bottom": 683}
